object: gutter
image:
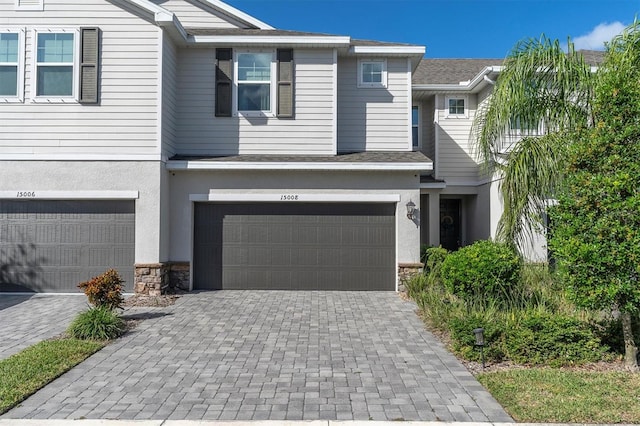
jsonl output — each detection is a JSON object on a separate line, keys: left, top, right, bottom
{"left": 413, "top": 65, "right": 503, "bottom": 92}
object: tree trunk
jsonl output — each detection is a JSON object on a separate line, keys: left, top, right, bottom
{"left": 621, "top": 311, "right": 639, "bottom": 371}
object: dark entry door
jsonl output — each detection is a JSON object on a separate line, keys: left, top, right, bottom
{"left": 440, "top": 199, "right": 461, "bottom": 251}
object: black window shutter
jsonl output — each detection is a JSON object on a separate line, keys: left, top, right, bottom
{"left": 79, "top": 27, "right": 100, "bottom": 104}
{"left": 277, "top": 49, "right": 294, "bottom": 118}
{"left": 215, "top": 48, "right": 233, "bottom": 117}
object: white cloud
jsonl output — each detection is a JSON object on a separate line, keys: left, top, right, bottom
{"left": 573, "top": 22, "right": 626, "bottom": 51}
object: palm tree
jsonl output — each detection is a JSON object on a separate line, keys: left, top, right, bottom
{"left": 472, "top": 36, "right": 595, "bottom": 251}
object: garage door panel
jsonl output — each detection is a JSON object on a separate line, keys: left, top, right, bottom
{"left": 0, "top": 200, "right": 135, "bottom": 293}
{"left": 194, "top": 202, "right": 396, "bottom": 291}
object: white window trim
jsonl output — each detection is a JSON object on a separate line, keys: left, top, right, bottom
{"left": 358, "top": 58, "right": 387, "bottom": 89}
{"left": 445, "top": 95, "right": 468, "bottom": 118}
{"left": 232, "top": 49, "right": 277, "bottom": 118}
{"left": 31, "top": 28, "right": 80, "bottom": 103}
{"left": 15, "top": 0, "right": 44, "bottom": 11}
{"left": 0, "top": 28, "right": 25, "bottom": 103}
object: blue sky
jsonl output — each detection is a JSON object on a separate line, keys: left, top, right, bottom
{"left": 224, "top": 0, "right": 640, "bottom": 58}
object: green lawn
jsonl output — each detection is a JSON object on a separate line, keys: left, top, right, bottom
{"left": 0, "top": 339, "right": 104, "bottom": 414}
{"left": 478, "top": 368, "right": 640, "bottom": 423}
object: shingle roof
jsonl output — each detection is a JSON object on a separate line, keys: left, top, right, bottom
{"left": 170, "top": 151, "right": 431, "bottom": 163}
{"left": 412, "top": 50, "right": 607, "bottom": 85}
{"left": 412, "top": 58, "right": 501, "bottom": 85}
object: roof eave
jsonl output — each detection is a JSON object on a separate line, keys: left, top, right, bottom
{"left": 167, "top": 160, "right": 433, "bottom": 172}
{"left": 187, "top": 35, "right": 352, "bottom": 47}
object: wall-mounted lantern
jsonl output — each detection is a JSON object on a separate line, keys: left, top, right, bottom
{"left": 406, "top": 200, "right": 416, "bottom": 220}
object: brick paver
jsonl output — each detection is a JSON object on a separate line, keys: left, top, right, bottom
{"left": 0, "top": 294, "right": 88, "bottom": 359}
{"left": 3, "top": 291, "right": 512, "bottom": 422}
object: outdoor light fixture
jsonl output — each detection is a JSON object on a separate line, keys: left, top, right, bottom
{"left": 406, "top": 200, "right": 416, "bottom": 220}
{"left": 473, "top": 328, "right": 486, "bottom": 369}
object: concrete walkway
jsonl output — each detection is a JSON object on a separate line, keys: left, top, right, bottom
{"left": 2, "top": 291, "right": 511, "bottom": 422}
{"left": 0, "top": 294, "right": 88, "bottom": 359}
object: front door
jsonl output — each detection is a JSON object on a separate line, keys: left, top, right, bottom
{"left": 440, "top": 199, "right": 461, "bottom": 251}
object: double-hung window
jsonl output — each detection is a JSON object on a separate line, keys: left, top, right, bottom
{"left": 235, "top": 51, "right": 275, "bottom": 115}
{"left": 34, "top": 30, "right": 76, "bottom": 99}
{"left": 0, "top": 30, "right": 24, "bottom": 101}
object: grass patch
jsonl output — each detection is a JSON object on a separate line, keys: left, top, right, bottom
{"left": 478, "top": 369, "right": 640, "bottom": 423}
{"left": 0, "top": 338, "right": 104, "bottom": 414}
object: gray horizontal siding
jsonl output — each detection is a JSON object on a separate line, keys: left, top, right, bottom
{"left": 175, "top": 48, "right": 335, "bottom": 155}
{"left": 337, "top": 57, "right": 410, "bottom": 152}
{"left": 436, "top": 93, "right": 479, "bottom": 181}
{"left": 0, "top": 0, "right": 160, "bottom": 159}
{"left": 149, "top": 0, "right": 246, "bottom": 29}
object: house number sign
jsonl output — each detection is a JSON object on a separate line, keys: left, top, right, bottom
{"left": 280, "top": 194, "right": 299, "bottom": 201}
{"left": 16, "top": 191, "right": 37, "bottom": 198}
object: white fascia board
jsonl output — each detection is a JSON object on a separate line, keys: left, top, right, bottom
{"left": 156, "top": 13, "right": 188, "bottom": 42}
{"left": 0, "top": 190, "right": 139, "bottom": 199}
{"left": 190, "top": 193, "right": 402, "bottom": 203}
{"left": 413, "top": 66, "right": 502, "bottom": 93}
{"left": 121, "top": 0, "right": 173, "bottom": 21}
{"left": 188, "top": 35, "right": 351, "bottom": 47}
{"left": 167, "top": 161, "right": 433, "bottom": 172}
{"left": 350, "top": 46, "right": 426, "bottom": 55}
{"left": 196, "top": 0, "right": 274, "bottom": 29}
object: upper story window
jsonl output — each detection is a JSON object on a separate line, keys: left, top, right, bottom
{"left": 358, "top": 59, "right": 387, "bottom": 88}
{"left": 235, "top": 51, "right": 276, "bottom": 115}
{"left": 445, "top": 95, "right": 467, "bottom": 118}
{"left": 35, "top": 31, "right": 76, "bottom": 98}
{"left": 216, "top": 48, "right": 293, "bottom": 118}
{"left": 412, "top": 106, "right": 420, "bottom": 149}
{"left": 0, "top": 31, "right": 22, "bottom": 100}
{"left": 509, "top": 116, "right": 540, "bottom": 135}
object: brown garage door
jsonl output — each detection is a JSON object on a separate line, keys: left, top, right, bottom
{"left": 0, "top": 200, "right": 135, "bottom": 293}
{"left": 193, "top": 203, "right": 396, "bottom": 290}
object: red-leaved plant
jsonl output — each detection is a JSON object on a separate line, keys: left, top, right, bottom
{"left": 78, "top": 269, "right": 125, "bottom": 310}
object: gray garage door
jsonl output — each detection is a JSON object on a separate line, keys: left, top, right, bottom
{"left": 0, "top": 200, "right": 135, "bottom": 293}
{"left": 193, "top": 203, "right": 396, "bottom": 291}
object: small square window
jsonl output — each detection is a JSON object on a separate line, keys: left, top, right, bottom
{"left": 358, "top": 59, "right": 387, "bottom": 88}
{"left": 448, "top": 98, "right": 465, "bottom": 115}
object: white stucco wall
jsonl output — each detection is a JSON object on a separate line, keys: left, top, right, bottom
{"left": 168, "top": 170, "right": 421, "bottom": 266}
{"left": 0, "top": 161, "right": 164, "bottom": 263}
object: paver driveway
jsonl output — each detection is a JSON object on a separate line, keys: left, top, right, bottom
{"left": 0, "top": 294, "right": 88, "bottom": 359}
{"left": 3, "top": 291, "right": 511, "bottom": 422}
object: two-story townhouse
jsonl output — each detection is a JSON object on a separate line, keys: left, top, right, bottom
{"left": 412, "top": 52, "right": 604, "bottom": 262}
{"left": 0, "top": 0, "right": 429, "bottom": 293}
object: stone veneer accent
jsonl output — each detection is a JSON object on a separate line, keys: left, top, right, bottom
{"left": 134, "top": 262, "right": 191, "bottom": 295}
{"left": 134, "top": 263, "right": 169, "bottom": 295}
{"left": 398, "top": 262, "right": 424, "bottom": 292}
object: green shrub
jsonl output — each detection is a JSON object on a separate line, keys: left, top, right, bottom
{"left": 67, "top": 306, "right": 125, "bottom": 340}
{"left": 78, "top": 269, "right": 124, "bottom": 310}
{"left": 448, "top": 311, "right": 507, "bottom": 362}
{"left": 405, "top": 273, "right": 429, "bottom": 300}
{"left": 504, "top": 312, "right": 607, "bottom": 366}
{"left": 440, "top": 240, "right": 522, "bottom": 303}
